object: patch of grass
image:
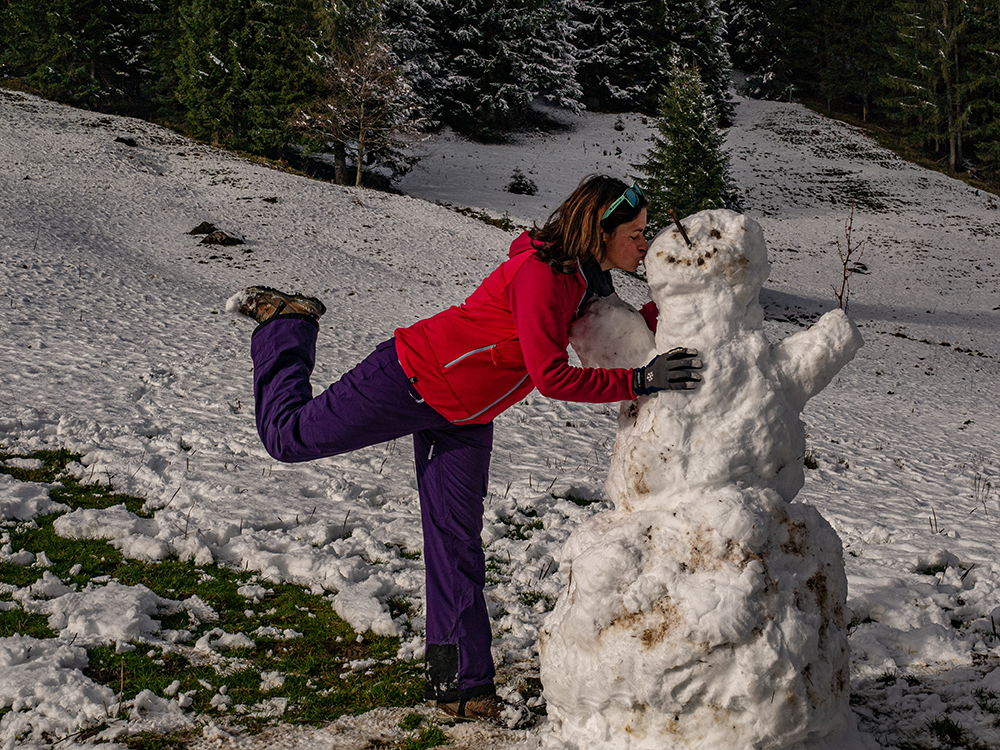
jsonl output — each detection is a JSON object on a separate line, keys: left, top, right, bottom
{"left": 509, "top": 519, "right": 543, "bottom": 541}
{"left": 0, "top": 607, "right": 56, "bottom": 639}
{"left": 120, "top": 731, "right": 199, "bottom": 750}
{"left": 402, "top": 723, "right": 450, "bottom": 750}
{"left": 400, "top": 712, "right": 425, "bottom": 731}
{"left": 518, "top": 591, "right": 555, "bottom": 610}
{"left": 875, "top": 671, "right": 897, "bottom": 687}
{"left": 1, "top": 448, "right": 147, "bottom": 515}
{"left": 550, "top": 491, "right": 604, "bottom": 507}
{"left": 926, "top": 715, "right": 964, "bottom": 745}
{"left": 0, "top": 450, "right": 425, "bottom": 736}
{"left": 450, "top": 205, "right": 521, "bottom": 233}
{"left": 804, "top": 450, "right": 818, "bottom": 470}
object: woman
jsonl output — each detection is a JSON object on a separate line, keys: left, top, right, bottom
{"left": 233, "top": 175, "right": 702, "bottom": 724}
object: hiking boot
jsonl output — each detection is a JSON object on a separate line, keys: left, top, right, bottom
{"left": 436, "top": 694, "right": 532, "bottom": 728}
{"left": 230, "top": 286, "right": 326, "bottom": 323}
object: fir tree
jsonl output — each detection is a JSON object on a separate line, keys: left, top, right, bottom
{"left": 573, "top": 0, "right": 732, "bottom": 122}
{"left": 2, "top": 0, "right": 155, "bottom": 110}
{"left": 141, "top": 0, "right": 184, "bottom": 118}
{"left": 634, "top": 58, "right": 739, "bottom": 234}
{"left": 834, "top": 0, "right": 894, "bottom": 121}
{"left": 883, "top": 0, "right": 976, "bottom": 170}
{"left": 723, "top": 0, "right": 792, "bottom": 100}
{"left": 571, "top": 0, "right": 661, "bottom": 112}
{"left": 965, "top": 0, "right": 1000, "bottom": 173}
{"left": 386, "top": 0, "right": 581, "bottom": 139}
{"left": 175, "top": 0, "right": 319, "bottom": 154}
{"left": 668, "top": 0, "right": 734, "bottom": 124}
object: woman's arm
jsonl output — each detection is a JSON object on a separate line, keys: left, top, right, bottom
{"left": 507, "top": 257, "right": 636, "bottom": 403}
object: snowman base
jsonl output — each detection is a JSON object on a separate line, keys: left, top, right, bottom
{"left": 538, "top": 486, "right": 859, "bottom": 750}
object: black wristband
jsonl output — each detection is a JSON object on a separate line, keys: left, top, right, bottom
{"left": 632, "top": 367, "right": 649, "bottom": 396}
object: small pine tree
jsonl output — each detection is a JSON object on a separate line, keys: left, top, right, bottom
{"left": 634, "top": 58, "right": 739, "bottom": 234}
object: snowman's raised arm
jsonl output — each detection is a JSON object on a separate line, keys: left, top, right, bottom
{"left": 771, "top": 308, "right": 864, "bottom": 411}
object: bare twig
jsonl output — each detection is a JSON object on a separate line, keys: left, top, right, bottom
{"left": 670, "top": 210, "right": 693, "bottom": 247}
{"left": 832, "top": 202, "right": 869, "bottom": 314}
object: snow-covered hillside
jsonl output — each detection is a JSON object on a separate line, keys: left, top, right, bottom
{"left": 2, "top": 86, "right": 1000, "bottom": 749}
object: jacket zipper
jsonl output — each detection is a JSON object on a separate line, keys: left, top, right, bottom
{"left": 443, "top": 344, "right": 498, "bottom": 369}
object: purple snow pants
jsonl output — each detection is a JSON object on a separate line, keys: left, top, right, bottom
{"left": 250, "top": 316, "right": 495, "bottom": 702}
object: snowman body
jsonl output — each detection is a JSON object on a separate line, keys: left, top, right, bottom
{"left": 539, "top": 210, "right": 864, "bottom": 750}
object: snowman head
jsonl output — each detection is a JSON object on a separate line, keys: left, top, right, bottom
{"left": 645, "top": 209, "right": 770, "bottom": 313}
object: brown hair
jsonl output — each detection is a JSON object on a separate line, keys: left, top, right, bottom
{"left": 529, "top": 175, "right": 648, "bottom": 273}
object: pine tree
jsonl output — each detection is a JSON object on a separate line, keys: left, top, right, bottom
{"left": 386, "top": 0, "right": 581, "bottom": 139}
{"left": 668, "top": 0, "right": 734, "bottom": 124}
{"left": 571, "top": 0, "right": 661, "bottom": 112}
{"left": 634, "top": 58, "right": 739, "bottom": 234}
{"left": 723, "top": 0, "right": 792, "bottom": 100}
{"left": 175, "top": 0, "right": 319, "bottom": 154}
{"left": 573, "top": 0, "right": 732, "bottom": 121}
{"left": 883, "top": 0, "right": 976, "bottom": 170}
{"left": 1, "top": 0, "right": 155, "bottom": 110}
{"left": 966, "top": 0, "right": 1000, "bottom": 174}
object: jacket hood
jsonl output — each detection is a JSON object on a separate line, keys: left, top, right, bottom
{"left": 509, "top": 231, "right": 537, "bottom": 259}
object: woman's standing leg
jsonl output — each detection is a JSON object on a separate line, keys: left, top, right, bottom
{"left": 414, "top": 422, "right": 496, "bottom": 702}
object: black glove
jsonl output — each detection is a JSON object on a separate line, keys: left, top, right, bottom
{"left": 632, "top": 348, "right": 703, "bottom": 395}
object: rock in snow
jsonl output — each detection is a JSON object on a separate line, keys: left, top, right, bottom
{"left": 541, "top": 210, "right": 865, "bottom": 749}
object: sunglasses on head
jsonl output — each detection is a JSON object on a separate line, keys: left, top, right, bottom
{"left": 600, "top": 183, "right": 644, "bottom": 222}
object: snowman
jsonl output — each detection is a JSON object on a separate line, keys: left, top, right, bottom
{"left": 538, "top": 210, "right": 865, "bottom": 750}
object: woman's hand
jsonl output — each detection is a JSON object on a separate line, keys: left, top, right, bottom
{"left": 632, "top": 348, "right": 703, "bottom": 395}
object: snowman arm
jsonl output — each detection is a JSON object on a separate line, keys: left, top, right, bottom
{"left": 771, "top": 309, "right": 864, "bottom": 411}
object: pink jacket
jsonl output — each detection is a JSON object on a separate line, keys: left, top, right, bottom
{"left": 394, "top": 232, "right": 643, "bottom": 424}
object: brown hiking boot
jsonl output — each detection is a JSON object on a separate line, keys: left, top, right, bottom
{"left": 436, "top": 694, "right": 531, "bottom": 728}
{"left": 230, "top": 286, "right": 327, "bottom": 323}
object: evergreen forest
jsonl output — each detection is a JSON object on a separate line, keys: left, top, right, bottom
{"left": 1, "top": 0, "right": 999, "bottom": 189}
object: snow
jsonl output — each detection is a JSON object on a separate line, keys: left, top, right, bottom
{"left": 1, "top": 86, "right": 1000, "bottom": 749}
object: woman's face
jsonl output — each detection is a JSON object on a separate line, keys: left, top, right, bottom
{"left": 601, "top": 208, "right": 648, "bottom": 272}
